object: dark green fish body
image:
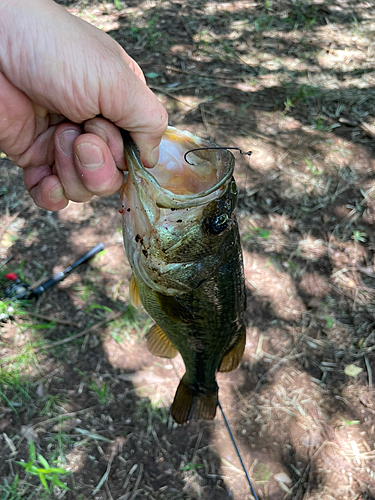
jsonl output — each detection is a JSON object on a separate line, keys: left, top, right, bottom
{"left": 121, "top": 127, "right": 246, "bottom": 423}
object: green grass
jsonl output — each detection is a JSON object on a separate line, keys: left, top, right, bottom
{"left": 253, "top": 462, "right": 271, "bottom": 483}
{"left": 181, "top": 463, "right": 204, "bottom": 471}
{"left": 0, "top": 368, "right": 33, "bottom": 415}
{"left": 16, "top": 441, "right": 70, "bottom": 493}
{"left": 352, "top": 230, "right": 366, "bottom": 243}
{"left": 0, "top": 475, "right": 22, "bottom": 500}
{"left": 40, "top": 394, "right": 68, "bottom": 417}
{"left": 242, "top": 227, "right": 270, "bottom": 242}
{"left": 0, "top": 275, "right": 64, "bottom": 417}
{"left": 89, "top": 380, "right": 111, "bottom": 406}
{"left": 339, "top": 416, "right": 360, "bottom": 426}
{"left": 48, "top": 430, "right": 76, "bottom": 465}
{"left": 73, "top": 368, "right": 112, "bottom": 406}
{"left": 305, "top": 158, "right": 323, "bottom": 176}
{"left": 135, "top": 398, "right": 168, "bottom": 435}
{"left": 110, "top": 305, "right": 151, "bottom": 343}
{"left": 128, "top": 13, "right": 162, "bottom": 48}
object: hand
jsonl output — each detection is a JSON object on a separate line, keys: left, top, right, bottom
{"left": 0, "top": 0, "right": 168, "bottom": 210}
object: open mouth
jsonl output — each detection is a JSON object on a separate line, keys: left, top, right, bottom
{"left": 129, "top": 128, "right": 234, "bottom": 209}
{"left": 150, "top": 130, "right": 220, "bottom": 196}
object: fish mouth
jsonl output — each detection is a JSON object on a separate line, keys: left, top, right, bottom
{"left": 124, "top": 127, "right": 234, "bottom": 209}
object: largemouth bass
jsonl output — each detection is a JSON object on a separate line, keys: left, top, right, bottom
{"left": 121, "top": 127, "right": 246, "bottom": 424}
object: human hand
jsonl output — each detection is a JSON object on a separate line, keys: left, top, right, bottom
{"left": 0, "top": 0, "right": 168, "bottom": 210}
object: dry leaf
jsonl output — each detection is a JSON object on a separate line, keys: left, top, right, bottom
{"left": 344, "top": 364, "right": 363, "bottom": 377}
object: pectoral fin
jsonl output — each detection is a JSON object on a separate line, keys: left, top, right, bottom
{"left": 218, "top": 329, "right": 246, "bottom": 372}
{"left": 146, "top": 324, "right": 178, "bottom": 358}
{"left": 171, "top": 376, "right": 218, "bottom": 424}
{"left": 155, "top": 292, "right": 195, "bottom": 323}
{"left": 129, "top": 275, "right": 142, "bottom": 308}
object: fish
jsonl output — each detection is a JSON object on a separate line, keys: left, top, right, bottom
{"left": 120, "top": 127, "right": 246, "bottom": 424}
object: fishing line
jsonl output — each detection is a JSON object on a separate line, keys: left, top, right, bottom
{"left": 218, "top": 399, "right": 259, "bottom": 500}
{"left": 184, "top": 147, "right": 252, "bottom": 165}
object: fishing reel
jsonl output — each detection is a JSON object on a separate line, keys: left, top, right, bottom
{"left": 2, "top": 243, "right": 104, "bottom": 303}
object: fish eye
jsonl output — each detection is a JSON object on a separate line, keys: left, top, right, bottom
{"left": 204, "top": 213, "right": 229, "bottom": 235}
{"left": 215, "top": 214, "right": 229, "bottom": 226}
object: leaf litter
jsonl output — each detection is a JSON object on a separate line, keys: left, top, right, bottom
{"left": 1, "top": 0, "right": 375, "bottom": 499}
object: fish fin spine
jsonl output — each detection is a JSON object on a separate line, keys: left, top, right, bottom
{"left": 146, "top": 324, "right": 178, "bottom": 358}
{"left": 171, "top": 376, "right": 218, "bottom": 424}
{"left": 218, "top": 328, "right": 246, "bottom": 373}
{"left": 129, "top": 274, "right": 142, "bottom": 308}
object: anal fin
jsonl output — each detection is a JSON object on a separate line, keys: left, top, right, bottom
{"left": 146, "top": 324, "right": 178, "bottom": 358}
{"left": 129, "top": 274, "right": 142, "bottom": 308}
{"left": 171, "top": 377, "right": 218, "bottom": 424}
{"left": 218, "top": 328, "right": 246, "bottom": 373}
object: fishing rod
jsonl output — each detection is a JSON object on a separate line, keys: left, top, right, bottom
{"left": 4, "top": 243, "right": 104, "bottom": 300}
{"left": 218, "top": 400, "right": 259, "bottom": 500}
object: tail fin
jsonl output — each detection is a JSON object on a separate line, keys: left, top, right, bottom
{"left": 171, "top": 376, "right": 218, "bottom": 424}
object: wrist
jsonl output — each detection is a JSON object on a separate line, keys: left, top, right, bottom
{"left": 0, "top": 0, "right": 57, "bottom": 75}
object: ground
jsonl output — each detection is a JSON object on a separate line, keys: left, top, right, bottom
{"left": 1, "top": 0, "right": 375, "bottom": 499}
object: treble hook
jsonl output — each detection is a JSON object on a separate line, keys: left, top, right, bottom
{"left": 184, "top": 147, "right": 252, "bottom": 165}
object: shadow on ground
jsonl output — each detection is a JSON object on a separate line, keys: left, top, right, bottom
{"left": 1, "top": 0, "right": 375, "bottom": 498}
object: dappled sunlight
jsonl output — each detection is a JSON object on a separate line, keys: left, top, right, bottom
{"left": 243, "top": 250, "right": 306, "bottom": 321}
{"left": 1, "top": 0, "right": 375, "bottom": 498}
{"left": 298, "top": 235, "right": 327, "bottom": 261}
{"left": 299, "top": 271, "right": 330, "bottom": 298}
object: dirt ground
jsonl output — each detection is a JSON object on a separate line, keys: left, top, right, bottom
{"left": 1, "top": 0, "right": 375, "bottom": 499}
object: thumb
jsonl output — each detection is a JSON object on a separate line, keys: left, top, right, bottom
{"left": 109, "top": 67, "right": 168, "bottom": 168}
{"left": 130, "top": 115, "right": 168, "bottom": 168}
{"left": 125, "top": 89, "right": 167, "bottom": 168}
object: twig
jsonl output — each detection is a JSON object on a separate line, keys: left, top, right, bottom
{"left": 254, "top": 351, "right": 304, "bottom": 391}
{"left": 15, "top": 406, "right": 97, "bottom": 449}
{"left": 123, "top": 464, "right": 138, "bottom": 492}
{"left": 178, "top": 16, "right": 194, "bottom": 39}
{"left": 283, "top": 441, "right": 331, "bottom": 499}
{"left": 21, "top": 311, "right": 79, "bottom": 327}
{"left": 92, "top": 448, "right": 116, "bottom": 496}
{"left": 129, "top": 463, "right": 144, "bottom": 500}
{"left": 360, "top": 121, "right": 375, "bottom": 139}
{"left": 105, "top": 482, "right": 114, "bottom": 500}
{"left": 365, "top": 355, "right": 372, "bottom": 389}
{"left": 0, "top": 208, "right": 26, "bottom": 241}
{"left": 148, "top": 85, "right": 197, "bottom": 108}
{"left": 39, "top": 310, "right": 126, "bottom": 350}
{"left": 166, "top": 65, "right": 244, "bottom": 80}
{"left": 0, "top": 255, "right": 14, "bottom": 268}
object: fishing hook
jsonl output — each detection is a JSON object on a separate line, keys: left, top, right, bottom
{"left": 184, "top": 147, "right": 252, "bottom": 165}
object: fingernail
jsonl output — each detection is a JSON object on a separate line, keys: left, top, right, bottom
{"left": 75, "top": 143, "right": 104, "bottom": 170}
{"left": 58, "top": 129, "right": 80, "bottom": 157}
{"left": 148, "top": 146, "right": 160, "bottom": 168}
{"left": 48, "top": 185, "right": 65, "bottom": 202}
